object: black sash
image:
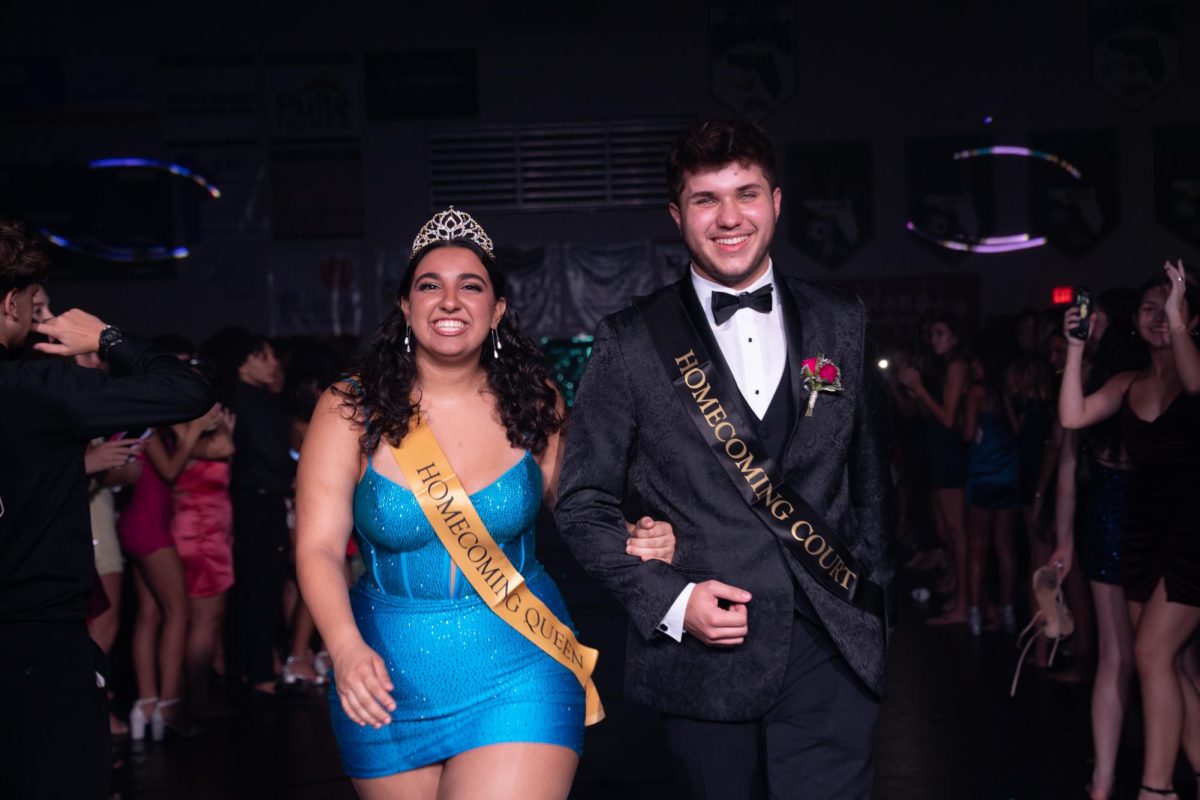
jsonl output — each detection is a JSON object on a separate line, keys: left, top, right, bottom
{"left": 635, "top": 285, "right": 886, "bottom": 621}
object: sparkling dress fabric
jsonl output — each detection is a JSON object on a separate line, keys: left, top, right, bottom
{"left": 171, "top": 459, "right": 234, "bottom": 598}
{"left": 1077, "top": 460, "right": 1129, "bottom": 586}
{"left": 1121, "top": 392, "right": 1200, "bottom": 605}
{"left": 329, "top": 452, "right": 584, "bottom": 778}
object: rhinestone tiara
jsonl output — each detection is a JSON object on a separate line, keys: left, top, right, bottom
{"left": 411, "top": 206, "right": 494, "bottom": 257}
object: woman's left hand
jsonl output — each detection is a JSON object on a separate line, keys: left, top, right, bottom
{"left": 626, "top": 516, "right": 676, "bottom": 564}
{"left": 1165, "top": 259, "right": 1190, "bottom": 326}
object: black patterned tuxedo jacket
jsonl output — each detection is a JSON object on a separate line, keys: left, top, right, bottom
{"left": 554, "top": 274, "right": 894, "bottom": 721}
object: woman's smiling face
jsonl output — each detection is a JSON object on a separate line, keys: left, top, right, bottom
{"left": 400, "top": 245, "right": 506, "bottom": 362}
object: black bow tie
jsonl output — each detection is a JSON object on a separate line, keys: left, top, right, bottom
{"left": 711, "top": 285, "right": 774, "bottom": 325}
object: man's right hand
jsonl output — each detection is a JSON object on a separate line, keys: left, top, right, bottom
{"left": 30, "top": 309, "right": 108, "bottom": 356}
{"left": 84, "top": 439, "right": 143, "bottom": 474}
{"left": 683, "top": 580, "right": 752, "bottom": 647}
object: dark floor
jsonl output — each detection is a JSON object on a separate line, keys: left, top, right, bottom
{"left": 112, "top": 532, "right": 1162, "bottom": 800}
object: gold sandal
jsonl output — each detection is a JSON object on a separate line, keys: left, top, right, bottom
{"left": 1010, "top": 564, "right": 1074, "bottom": 696}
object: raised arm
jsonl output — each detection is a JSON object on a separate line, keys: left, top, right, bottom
{"left": 144, "top": 408, "right": 222, "bottom": 483}
{"left": 1164, "top": 259, "right": 1200, "bottom": 394}
{"left": 1058, "top": 306, "right": 1137, "bottom": 429}
{"left": 190, "top": 407, "right": 236, "bottom": 461}
{"left": 31, "top": 309, "right": 213, "bottom": 437}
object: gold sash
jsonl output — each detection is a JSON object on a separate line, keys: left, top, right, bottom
{"left": 388, "top": 420, "right": 604, "bottom": 725}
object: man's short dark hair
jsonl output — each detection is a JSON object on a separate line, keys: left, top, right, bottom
{"left": 0, "top": 220, "right": 49, "bottom": 296}
{"left": 666, "top": 120, "right": 777, "bottom": 205}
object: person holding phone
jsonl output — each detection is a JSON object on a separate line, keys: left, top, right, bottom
{"left": 1059, "top": 260, "right": 1200, "bottom": 800}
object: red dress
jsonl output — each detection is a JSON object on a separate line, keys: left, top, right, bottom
{"left": 171, "top": 459, "right": 235, "bottom": 598}
{"left": 117, "top": 451, "right": 174, "bottom": 557}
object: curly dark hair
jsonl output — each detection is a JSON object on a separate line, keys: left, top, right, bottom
{"left": 338, "top": 238, "right": 562, "bottom": 456}
{"left": 0, "top": 219, "right": 49, "bottom": 295}
{"left": 666, "top": 119, "right": 777, "bottom": 205}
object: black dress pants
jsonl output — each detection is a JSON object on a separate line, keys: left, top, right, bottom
{"left": 661, "top": 613, "right": 880, "bottom": 800}
{"left": 228, "top": 488, "right": 289, "bottom": 686}
{"left": 0, "top": 622, "right": 110, "bottom": 799}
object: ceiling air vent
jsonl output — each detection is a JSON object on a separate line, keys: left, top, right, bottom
{"left": 428, "top": 119, "right": 686, "bottom": 212}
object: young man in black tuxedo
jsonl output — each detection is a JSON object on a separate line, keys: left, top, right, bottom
{"left": 554, "top": 121, "right": 893, "bottom": 799}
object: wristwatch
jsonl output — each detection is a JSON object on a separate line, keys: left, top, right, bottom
{"left": 98, "top": 325, "right": 124, "bottom": 359}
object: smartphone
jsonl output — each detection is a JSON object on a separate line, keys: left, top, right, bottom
{"left": 1069, "top": 286, "right": 1093, "bottom": 341}
{"left": 112, "top": 428, "right": 153, "bottom": 441}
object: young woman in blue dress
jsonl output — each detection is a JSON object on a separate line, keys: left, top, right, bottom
{"left": 296, "top": 209, "right": 675, "bottom": 799}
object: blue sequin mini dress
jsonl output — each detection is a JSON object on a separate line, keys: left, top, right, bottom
{"left": 329, "top": 452, "right": 584, "bottom": 778}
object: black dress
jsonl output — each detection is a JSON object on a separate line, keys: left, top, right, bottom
{"left": 924, "top": 372, "right": 968, "bottom": 490}
{"left": 1121, "top": 389, "right": 1200, "bottom": 606}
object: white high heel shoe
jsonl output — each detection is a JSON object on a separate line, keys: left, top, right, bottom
{"left": 151, "top": 697, "right": 201, "bottom": 740}
{"left": 129, "top": 696, "right": 157, "bottom": 741}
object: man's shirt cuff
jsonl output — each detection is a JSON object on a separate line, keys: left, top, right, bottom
{"left": 656, "top": 582, "right": 696, "bottom": 642}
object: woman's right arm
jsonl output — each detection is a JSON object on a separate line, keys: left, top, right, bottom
{"left": 144, "top": 423, "right": 203, "bottom": 483}
{"left": 1058, "top": 307, "right": 1133, "bottom": 429}
{"left": 295, "top": 385, "right": 395, "bottom": 729}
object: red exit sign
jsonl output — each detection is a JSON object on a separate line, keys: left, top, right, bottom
{"left": 1052, "top": 286, "right": 1073, "bottom": 305}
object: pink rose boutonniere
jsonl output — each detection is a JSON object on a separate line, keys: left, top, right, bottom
{"left": 800, "top": 353, "right": 843, "bottom": 417}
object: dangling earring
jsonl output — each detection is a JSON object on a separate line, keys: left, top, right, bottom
{"left": 491, "top": 328, "right": 502, "bottom": 359}
{"left": 404, "top": 322, "right": 411, "bottom": 353}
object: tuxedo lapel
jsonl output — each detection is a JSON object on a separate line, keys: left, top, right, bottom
{"left": 779, "top": 281, "right": 830, "bottom": 480}
{"left": 778, "top": 278, "right": 806, "bottom": 443}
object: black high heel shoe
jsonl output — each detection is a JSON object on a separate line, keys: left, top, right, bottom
{"left": 1138, "top": 785, "right": 1178, "bottom": 798}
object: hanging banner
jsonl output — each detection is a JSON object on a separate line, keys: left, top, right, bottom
{"left": 905, "top": 135, "right": 995, "bottom": 264}
{"left": 1028, "top": 128, "right": 1118, "bottom": 260}
{"left": 1155, "top": 125, "right": 1200, "bottom": 247}
{"left": 265, "top": 53, "right": 360, "bottom": 140}
{"left": 364, "top": 50, "right": 478, "bottom": 120}
{"left": 161, "top": 54, "right": 259, "bottom": 143}
{"left": 787, "top": 141, "right": 872, "bottom": 270}
{"left": 711, "top": 0, "right": 795, "bottom": 121}
{"left": 269, "top": 145, "right": 363, "bottom": 240}
{"left": 174, "top": 145, "right": 268, "bottom": 240}
{"left": 268, "top": 248, "right": 368, "bottom": 337}
{"left": 1089, "top": 0, "right": 1180, "bottom": 109}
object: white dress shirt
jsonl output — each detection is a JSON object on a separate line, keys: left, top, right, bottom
{"left": 656, "top": 262, "right": 788, "bottom": 641}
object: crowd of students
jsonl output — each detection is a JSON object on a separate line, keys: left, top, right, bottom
{"left": 38, "top": 283, "right": 363, "bottom": 742}
{"left": 892, "top": 261, "right": 1200, "bottom": 800}
{"left": 34, "top": 251, "right": 1200, "bottom": 800}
